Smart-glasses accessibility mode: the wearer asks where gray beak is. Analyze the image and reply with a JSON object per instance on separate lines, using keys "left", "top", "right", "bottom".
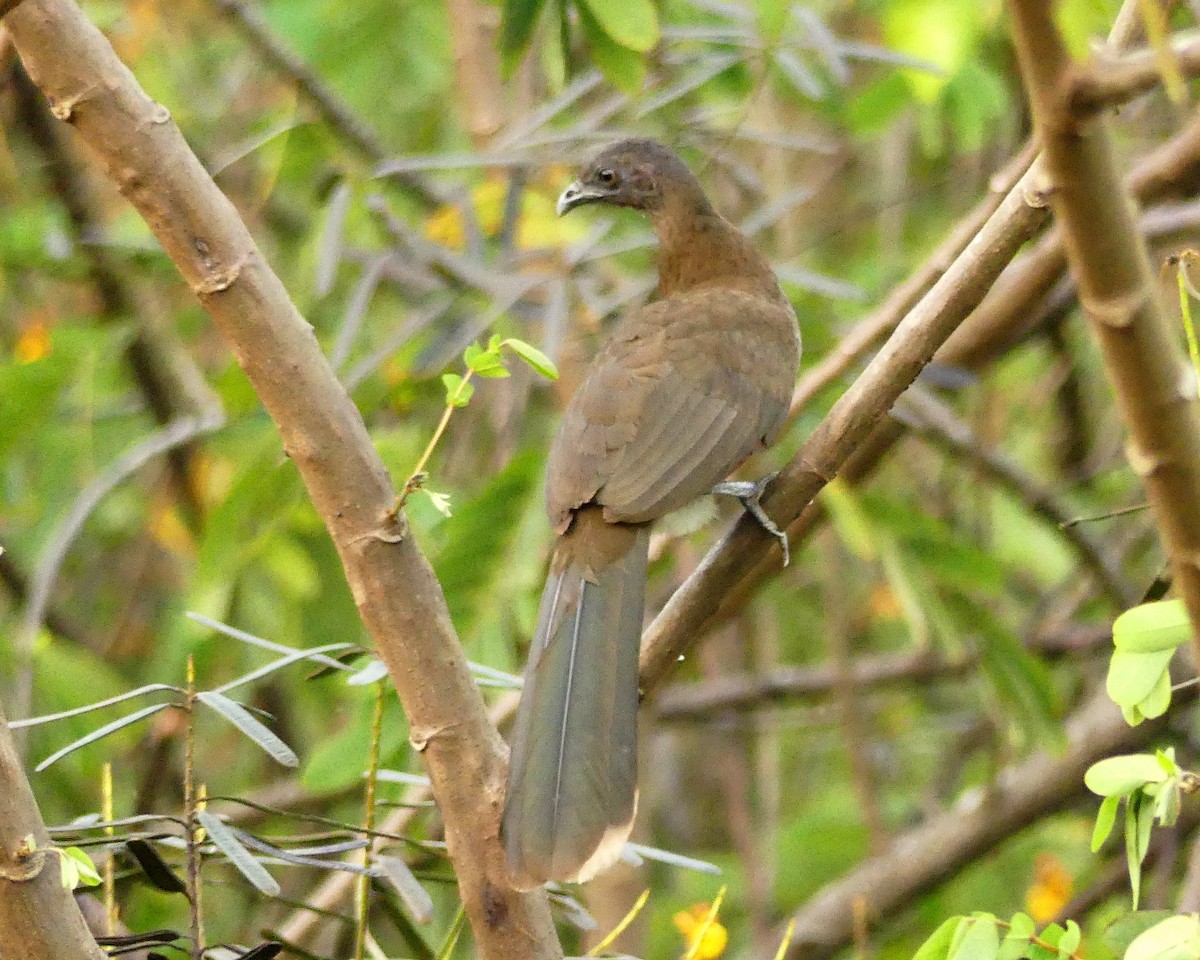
{"left": 556, "top": 180, "right": 606, "bottom": 216}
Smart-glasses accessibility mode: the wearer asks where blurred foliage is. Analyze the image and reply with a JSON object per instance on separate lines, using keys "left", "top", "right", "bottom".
{"left": 5, "top": 0, "right": 1199, "bottom": 956}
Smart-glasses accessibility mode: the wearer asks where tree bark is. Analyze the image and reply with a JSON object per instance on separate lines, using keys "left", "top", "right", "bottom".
{"left": 3, "top": 1, "right": 559, "bottom": 956}
{"left": 0, "top": 700, "right": 106, "bottom": 960}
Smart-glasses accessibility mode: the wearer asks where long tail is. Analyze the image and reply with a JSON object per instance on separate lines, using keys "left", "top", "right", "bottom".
{"left": 502, "top": 506, "right": 649, "bottom": 889}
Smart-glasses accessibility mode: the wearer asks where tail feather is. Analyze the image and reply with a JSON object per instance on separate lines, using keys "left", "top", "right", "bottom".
{"left": 502, "top": 508, "right": 648, "bottom": 888}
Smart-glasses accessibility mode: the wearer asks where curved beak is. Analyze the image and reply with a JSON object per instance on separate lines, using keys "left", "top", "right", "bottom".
{"left": 556, "top": 180, "right": 607, "bottom": 216}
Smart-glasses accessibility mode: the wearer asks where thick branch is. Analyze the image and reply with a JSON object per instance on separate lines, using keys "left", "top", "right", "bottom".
{"left": 773, "top": 691, "right": 1186, "bottom": 960}
{"left": 0, "top": 700, "right": 105, "bottom": 960}
{"left": 1008, "top": 0, "right": 1200, "bottom": 659}
{"left": 658, "top": 106, "right": 1200, "bottom": 669}
{"left": 4, "top": 2, "right": 557, "bottom": 956}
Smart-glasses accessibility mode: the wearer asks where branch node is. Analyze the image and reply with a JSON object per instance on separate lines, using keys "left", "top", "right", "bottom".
{"left": 1125, "top": 437, "right": 1167, "bottom": 479}
{"left": 1022, "top": 168, "right": 1056, "bottom": 209}
{"left": 193, "top": 251, "right": 251, "bottom": 296}
{"left": 48, "top": 84, "right": 98, "bottom": 121}
{"left": 0, "top": 840, "right": 46, "bottom": 883}
{"left": 409, "top": 722, "right": 457, "bottom": 752}
{"left": 1080, "top": 287, "right": 1147, "bottom": 329}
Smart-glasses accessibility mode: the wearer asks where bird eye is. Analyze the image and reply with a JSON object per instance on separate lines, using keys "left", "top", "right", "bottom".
{"left": 596, "top": 168, "right": 618, "bottom": 187}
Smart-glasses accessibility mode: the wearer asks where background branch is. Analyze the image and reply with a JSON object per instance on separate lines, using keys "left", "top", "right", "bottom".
{"left": 1008, "top": 0, "right": 1200, "bottom": 659}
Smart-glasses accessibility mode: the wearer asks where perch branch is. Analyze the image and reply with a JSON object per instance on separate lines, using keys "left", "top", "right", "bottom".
{"left": 4, "top": 2, "right": 558, "bottom": 956}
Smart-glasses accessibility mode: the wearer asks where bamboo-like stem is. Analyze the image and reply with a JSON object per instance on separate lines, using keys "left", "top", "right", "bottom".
{"left": 183, "top": 657, "right": 203, "bottom": 960}
{"left": 1007, "top": 0, "right": 1200, "bottom": 664}
{"left": 353, "top": 682, "right": 386, "bottom": 960}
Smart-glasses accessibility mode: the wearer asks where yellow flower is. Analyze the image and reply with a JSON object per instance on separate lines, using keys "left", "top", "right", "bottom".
{"left": 15, "top": 319, "right": 50, "bottom": 363}
{"left": 423, "top": 176, "right": 585, "bottom": 251}
{"left": 1025, "top": 853, "right": 1073, "bottom": 924}
{"left": 674, "top": 903, "right": 728, "bottom": 960}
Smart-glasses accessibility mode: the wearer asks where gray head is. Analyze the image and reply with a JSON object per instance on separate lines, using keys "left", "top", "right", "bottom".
{"left": 556, "top": 138, "right": 706, "bottom": 217}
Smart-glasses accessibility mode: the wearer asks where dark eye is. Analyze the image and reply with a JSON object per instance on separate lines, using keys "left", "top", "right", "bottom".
{"left": 596, "top": 168, "right": 618, "bottom": 187}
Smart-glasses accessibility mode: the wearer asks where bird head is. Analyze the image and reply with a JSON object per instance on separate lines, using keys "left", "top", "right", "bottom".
{"left": 556, "top": 138, "right": 699, "bottom": 217}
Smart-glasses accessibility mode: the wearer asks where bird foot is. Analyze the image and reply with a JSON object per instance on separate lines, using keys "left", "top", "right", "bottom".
{"left": 711, "top": 474, "right": 790, "bottom": 566}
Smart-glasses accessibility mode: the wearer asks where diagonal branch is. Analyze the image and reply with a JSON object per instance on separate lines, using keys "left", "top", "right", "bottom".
{"left": 770, "top": 690, "right": 1191, "bottom": 960}
{"left": 1007, "top": 0, "right": 1200, "bottom": 661}
{"left": 0, "top": 700, "right": 106, "bottom": 960}
{"left": 3, "top": 1, "right": 558, "bottom": 957}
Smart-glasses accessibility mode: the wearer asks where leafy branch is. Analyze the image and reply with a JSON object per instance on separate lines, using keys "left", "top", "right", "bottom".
{"left": 396, "top": 335, "right": 558, "bottom": 516}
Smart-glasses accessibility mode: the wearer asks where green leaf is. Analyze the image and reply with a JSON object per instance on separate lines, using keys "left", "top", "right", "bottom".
{"left": 577, "top": 0, "right": 659, "bottom": 52}
{"left": 1156, "top": 748, "right": 1178, "bottom": 775}
{"left": 441, "top": 373, "right": 475, "bottom": 407}
{"left": 1127, "top": 915, "right": 1200, "bottom": 960}
{"left": 1058, "top": 920, "right": 1081, "bottom": 957}
{"left": 757, "top": 0, "right": 789, "bottom": 42}
{"left": 1086, "top": 755, "right": 1170, "bottom": 797}
{"left": 499, "top": 0, "right": 550, "bottom": 77}
{"left": 59, "top": 851, "right": 80, "bottom": 890}
{"left": 917, "top": 917, "right": 967, "bottom": 960}
{"left": 62, "top": 847, "right": 101, "bottom": 888}
{"left": 1114, "top": 600, "right": 1192, "bottom": 653}
{"left": 578, "top": 2, "right": 645, "bottom": 93}
{"left": 1126, "top": 792, "right": 1151, "bottom": 908}
{"left": 1138, "top": 666, "right": 1173, "bottom": 720}
{"left": 1092, "top": 794, "right": 1121, "bottom": 851}
{"left": 949, "top": 916, "right": 1000, "bottom": 960}
{"left": 1152, "top": 780, "right": 1182, "bottom": 828}
{"left": 1107, "top": 648, "right": 1174, "bottom": 711}
{"left": 503, "top": 338, "right": 559, "bottom": 380}
{"left": 464, "top": 343, "right": 506, "bottom": 376}
{"left": 1105, "top": 912, "right": 1177, "bottom": 958}
{"left": 1008, "top": 914, "right": 1036, "bottom": 940}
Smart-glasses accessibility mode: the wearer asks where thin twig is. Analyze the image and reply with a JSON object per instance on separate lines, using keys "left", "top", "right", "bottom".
{"left": 897, "top": 386, "right": 1139, "bottom": 608}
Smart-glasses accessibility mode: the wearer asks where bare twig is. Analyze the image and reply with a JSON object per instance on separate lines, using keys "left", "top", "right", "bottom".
{"left": 204, "top": 0, "right": 441, "bottom": 206}
{"left": 1008, "top": 0, "right": 1200, "bottom": 660}
{"left": 5, "top": 3, "right": 558, "bottom": 954}
{"left": 897, "top": 386, "right": 1139, "bottom": 608}
{"left": 1071, "top": 33, "right": 1200, "bottom": 114}
{"left": 0, "top": 700, "right": 107, "bottom": 960}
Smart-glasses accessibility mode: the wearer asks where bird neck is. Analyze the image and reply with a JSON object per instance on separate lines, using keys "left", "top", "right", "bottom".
{"left": 650, "top": 191, "right": 783, "bottom": 301}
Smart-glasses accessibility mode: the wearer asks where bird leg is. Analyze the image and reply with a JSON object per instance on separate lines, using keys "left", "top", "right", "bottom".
{"left": 710, "top": 474, "right": 790, "bottom": 566}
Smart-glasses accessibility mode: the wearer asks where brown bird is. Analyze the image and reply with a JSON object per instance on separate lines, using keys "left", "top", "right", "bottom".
{"left": 501, "top": 138, "right": 801, "bottom": 888}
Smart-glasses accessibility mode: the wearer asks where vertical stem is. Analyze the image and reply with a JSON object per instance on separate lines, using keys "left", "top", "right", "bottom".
{"left": 354, "top": 681, "right": 386, "bottom": 960}
{"left": 182, "top": 655, "right": 203, "bottom": 960}
{"left": 101, "top": 762, "right": 115, "bottom": 936}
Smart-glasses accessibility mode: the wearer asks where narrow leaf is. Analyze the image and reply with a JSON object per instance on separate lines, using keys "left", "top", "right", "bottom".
{"left": 36, "top": 703, "right": 171, "bottom": 772}
{"left": 503, "top": 338, "right": 559, "bottom": 379}
{"left": 196, "top": 811, "right": 280, "bottom": 896}
{"left": 196, "top": 692, "right": 299, "bottom": 767}
{"left": 125, "top": 839, "right": 188, "bottom": 894}
{"left": 374, "top": 853, "right": 435, "bottom": 923}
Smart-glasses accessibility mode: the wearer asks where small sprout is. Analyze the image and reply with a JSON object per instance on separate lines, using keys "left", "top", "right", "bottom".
{"left": 441, "top": 373, "right": 474, "bottom": 407}
{"left": 60, "top": 847, "right": 101, "bottom": 890}
{"left": 425, "top": 489, "right": 453, "bottom": 517}
{"left": 502, "top": 337, "right": 559, "bottom": 380}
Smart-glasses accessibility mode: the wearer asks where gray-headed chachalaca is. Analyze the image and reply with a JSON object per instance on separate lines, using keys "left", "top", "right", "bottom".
{"left": 502, "top": 138, "right": 801, "bottom": 888}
